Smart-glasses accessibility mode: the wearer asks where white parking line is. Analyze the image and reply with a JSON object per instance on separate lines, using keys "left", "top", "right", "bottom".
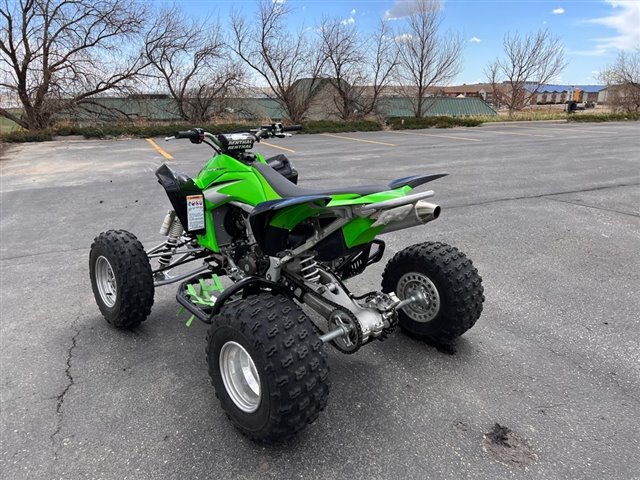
{"left": 320, "top": 133, "right": 397, "bottom": 147}
{"left": 391, "top": 130, "right": 482, "bottom": 142}
{"left": 479, "top": 129, "right": 555, "bottom": 138}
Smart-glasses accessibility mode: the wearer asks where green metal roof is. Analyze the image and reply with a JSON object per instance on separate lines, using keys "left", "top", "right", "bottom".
{"left": 381, "top": 97, "right": 496, "bottom": 117}
{"left": 63, "top": 94, "right": 494, "bottom": 123}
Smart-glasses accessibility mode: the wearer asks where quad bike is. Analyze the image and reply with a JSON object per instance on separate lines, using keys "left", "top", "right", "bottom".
{"left": 89, "top": 123, "right": 484, "bottom": 441}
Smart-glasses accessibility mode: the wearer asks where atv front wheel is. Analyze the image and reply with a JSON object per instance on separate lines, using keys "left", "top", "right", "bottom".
{"left": 89, "top": 230, "right": 154, "bottom": 328}
{"left": 381, "top": 241, "right": 484, "bottom": 344}
{"left": 207, "top": 293, "right": 330, "bottom": 442}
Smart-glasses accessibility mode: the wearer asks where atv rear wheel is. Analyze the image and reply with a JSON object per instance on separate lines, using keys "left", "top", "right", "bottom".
{"left": 89, "top": 230, "right": 154, "bottom": 329}
{"left": 207, "top": 293, "right": 330, "bottom": 442}
{"left": 382, "top": 241, "right": 484, "bottom": 344}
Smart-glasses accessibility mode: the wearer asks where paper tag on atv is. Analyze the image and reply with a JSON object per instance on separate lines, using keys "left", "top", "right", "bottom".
{"left": 186, "top": 195, "right": 205, "bottom": 231}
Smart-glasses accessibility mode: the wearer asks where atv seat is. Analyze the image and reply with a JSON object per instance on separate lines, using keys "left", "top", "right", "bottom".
{"left": 253, "top": 162, "right": 447, "bottom": 199}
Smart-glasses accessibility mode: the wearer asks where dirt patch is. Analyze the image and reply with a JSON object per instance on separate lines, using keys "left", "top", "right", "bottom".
{"left": 482, "top": 423, "right": 537, "bottom": 468}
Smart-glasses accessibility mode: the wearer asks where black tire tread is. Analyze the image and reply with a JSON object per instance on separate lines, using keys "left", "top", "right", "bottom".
{"left": 381, "top": 241, "right": 484, "bottom": 343}
{"left": 206, "top": 294, "right": 330, "bottom": 442}
{"left": 90, "top": 229, "right": 154, "bottom": 328}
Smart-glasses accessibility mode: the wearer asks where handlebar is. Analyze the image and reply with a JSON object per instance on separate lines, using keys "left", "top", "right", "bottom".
{"left": 165, "top": 123, "right": 301, "bottom": 151}
{"left": 175, "top": 130, "right": 201, "bottom": 140}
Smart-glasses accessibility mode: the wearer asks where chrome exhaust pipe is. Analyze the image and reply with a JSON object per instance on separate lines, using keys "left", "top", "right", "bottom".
{"left": 376, "top": 201, "right": 441, "bottom": 234}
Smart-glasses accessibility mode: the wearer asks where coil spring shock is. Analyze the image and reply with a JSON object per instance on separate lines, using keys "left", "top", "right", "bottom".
{"left": 158, "top": 214, "right": 184, "bottom": 268}
{"left": 300, "top": 256, "right": 321, "bottom": 283}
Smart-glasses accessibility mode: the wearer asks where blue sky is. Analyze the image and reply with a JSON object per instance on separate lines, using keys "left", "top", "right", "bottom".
{"left": 185, "top": 0, "right": 640, "bottom": 85}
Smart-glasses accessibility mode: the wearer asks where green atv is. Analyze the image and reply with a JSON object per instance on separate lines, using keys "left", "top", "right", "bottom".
{"left": 89, "top": 123, "right": 484, "bottom": 441}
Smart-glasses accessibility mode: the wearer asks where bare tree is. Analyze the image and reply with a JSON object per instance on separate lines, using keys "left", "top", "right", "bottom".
{"left": 319, "top": 18, "right": 366, "bottom": 120}
{"left": 0, "top": 0, "right": 150, "bottom": 130}
{"left": 486, "top": 29, "right": 566, "bottom": 115}
{"left": 367, "top": 20, "right": 400, "bottom": 116}
{"left": 230, "top": 0, "right": 324, "bottom": 123}
{"left": 145, "top": 8, "right": 244, "bottom": 123}
{"left": 319, "top": 18, "right": 398, "bottom": 120}
{"left": 599, "top": 50, "right": 640, "bottom": 112}
{"left": 394, "top": 0, "right": 463, "bottom": 117}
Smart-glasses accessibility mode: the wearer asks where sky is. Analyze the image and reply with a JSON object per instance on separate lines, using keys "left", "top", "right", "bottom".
{"left": 184, "top": 0, "right": 640, "bottom": 85}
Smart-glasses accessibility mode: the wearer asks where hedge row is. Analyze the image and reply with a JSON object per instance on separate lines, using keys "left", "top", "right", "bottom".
{"left": 0, "top": 129, "right": 55, "bottom": 142}
{"left": 568, "top": 112, "right": 640, "bottom": 122}
{"left": 0, "top": 120, "right": 383, "bottom": 142}
{"left": 302, "top": 120, "right": 382, "bottom": 133}
{"left": 3, "top": 113, "right": 638, "bottom": 143}
{"left": 56, "top": 122, "right": 254, "bottom": 139}
{"left": 387, "top": 116, "right": 483, "bottom": 129}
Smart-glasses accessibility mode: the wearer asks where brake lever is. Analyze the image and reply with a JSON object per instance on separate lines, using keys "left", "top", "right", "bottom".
{"left": 164, "top": 136, "right": 175, "bottom": 142}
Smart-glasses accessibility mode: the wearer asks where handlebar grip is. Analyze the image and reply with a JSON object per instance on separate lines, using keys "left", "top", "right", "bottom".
{"left": 282, "top": 125, "right": 303, "bottom": 132}
{"left": 175, "top": 130, "right": 199, "bottom": 140}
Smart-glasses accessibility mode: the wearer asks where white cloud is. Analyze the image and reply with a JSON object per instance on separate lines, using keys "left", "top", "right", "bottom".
{"left": 552, "top": 7, "right": 565, "bottom": 14}
{"left": 395, "top": 33, "right": 413, "bottom": 43}
{"left": 351, "top": 9, "right": 356, "bottom": 15}
{"left": 272, "top": 0, "right": 286, "bottom": 3}
{"left": 586, "top": 0, "right": 640, "bottom": 51}
{"left": 340, "top": 17, "right": 355, "bottom": 25}
{"left": 469, "top": 36, "right": 481, "bottom": 43}
{"left": 384, "top": 0, "right": 421, "bottom": 20}
{"left": 567, "top": 48, "right": 608, "bottom": 57}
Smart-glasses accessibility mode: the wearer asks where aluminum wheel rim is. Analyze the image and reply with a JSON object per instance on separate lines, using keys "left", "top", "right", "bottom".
{"left": 397, "top": 272, "right": 440, "bottom": 323}
{"left": 95, "top": 256, "right": 117, "bottom": 308}
{"left": 219, "top": 341, "right": 261, "bottom": 413}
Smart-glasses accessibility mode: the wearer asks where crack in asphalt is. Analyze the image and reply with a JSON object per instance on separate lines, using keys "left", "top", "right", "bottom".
{"left": 50, "top": 323, "right": 81, "bottom": 460}
{"left": 544, "top": 197, "right": 640, "bottom": 218}
{"left": 447, "top": 181, "right": 640, "bottom": 210}
{"left": 0, "top": 246, "right": 87, "bottom": 262}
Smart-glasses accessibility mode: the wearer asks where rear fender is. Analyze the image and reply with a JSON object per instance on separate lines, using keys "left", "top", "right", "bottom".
{"left": 249, "top": 195, "right": 330, "bottom": 256}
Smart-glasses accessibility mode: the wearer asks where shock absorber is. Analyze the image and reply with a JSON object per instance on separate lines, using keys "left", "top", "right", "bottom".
{"left": 158, "top": 211, "right": 184, "bottom": 269}
{"left": 300, "top": 256, "right": 321, "bottom": 283}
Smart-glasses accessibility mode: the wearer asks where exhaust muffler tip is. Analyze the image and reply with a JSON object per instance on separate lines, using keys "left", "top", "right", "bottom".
{"left": 415, "top": 201, "right": 441, "bottom": 222}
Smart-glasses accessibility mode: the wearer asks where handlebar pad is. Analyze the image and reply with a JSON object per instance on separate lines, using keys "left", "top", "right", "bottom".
{"left": 282, "top": 125, "right": 303, "bottom": 132}
{"left": 175, "top": 130, "right": 200, "bottom": 140}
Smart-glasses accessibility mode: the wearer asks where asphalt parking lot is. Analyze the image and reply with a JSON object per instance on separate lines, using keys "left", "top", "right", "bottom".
{"left": 1, "top": 121, "right": 639, "bottom": 479}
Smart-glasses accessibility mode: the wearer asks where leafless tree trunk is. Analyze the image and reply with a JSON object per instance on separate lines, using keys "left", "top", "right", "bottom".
{"left": 485, "top": 29, "right": 566, "bottom": 115}
{"left": 230, "top": 0, "right": 324, "bottom": 123}
{"left": 0, "top": 0, "right": 149, "bottom": 130}
{"left": 599, "top": 50, "right": 640, "bottom": 113}
{"left": 145, "top": 8, "right": 244, "bottom": 123}
{"left": 319, "top": 18, "right": 398, "bottom": 120}
{"left": 394, "top": 0, "right": 463, "bottom": 118}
